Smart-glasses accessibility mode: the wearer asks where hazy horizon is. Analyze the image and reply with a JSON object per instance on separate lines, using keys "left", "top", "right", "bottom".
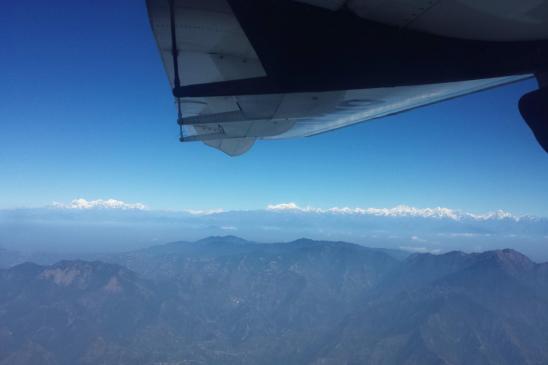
{"left": 2, "top": 198, "right": 547, "bottom": 261}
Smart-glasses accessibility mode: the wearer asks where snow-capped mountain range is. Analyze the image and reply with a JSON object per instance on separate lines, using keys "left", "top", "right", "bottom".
{"left": 265, "top": 202, "right": 520, "bottom": 221}
{"left": 48, "top": 198, "right": 529, "bottom": 222}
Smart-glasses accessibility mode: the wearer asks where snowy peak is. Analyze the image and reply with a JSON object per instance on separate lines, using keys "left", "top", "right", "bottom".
{"left": 265, "top": 203, "right": 520, "bottom": 221}
{"left": 52, "top": 198, "right": 146, "bottom": 210}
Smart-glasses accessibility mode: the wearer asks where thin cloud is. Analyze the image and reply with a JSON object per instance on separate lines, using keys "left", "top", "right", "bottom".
{"left": 399, "top": 246, "right": 442, "bottom": 254}
{"left": 184, "top": 208, "right": 225, "bottom": 216}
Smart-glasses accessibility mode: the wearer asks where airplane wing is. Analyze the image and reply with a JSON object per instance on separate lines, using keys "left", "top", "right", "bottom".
{"left": 146, "top": 0, "right": 542, "bottom": 156}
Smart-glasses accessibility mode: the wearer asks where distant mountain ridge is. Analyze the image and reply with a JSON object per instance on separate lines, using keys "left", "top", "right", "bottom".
{"left": 1, "top": 236, "right": 548, "bottom": 364}
{"left": 3, "top": 205, "right": 548, "bottom": 260}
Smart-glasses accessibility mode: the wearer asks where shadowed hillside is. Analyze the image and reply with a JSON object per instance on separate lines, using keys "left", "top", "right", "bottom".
{"left": 1, "top": 237, "right": 547, "bottom": 365}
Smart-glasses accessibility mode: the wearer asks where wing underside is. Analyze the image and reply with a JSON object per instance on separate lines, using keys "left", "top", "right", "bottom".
{"left": 146, "top": 0, "right": 531, "bottom": 155}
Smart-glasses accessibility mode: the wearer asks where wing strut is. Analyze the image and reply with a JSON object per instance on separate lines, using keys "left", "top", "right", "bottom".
{"left": 168, "top": 0, "right": 185, "bottom": 141}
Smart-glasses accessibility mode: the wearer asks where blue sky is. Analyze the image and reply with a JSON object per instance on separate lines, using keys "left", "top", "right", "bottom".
{"left": 2, "top": 0, "right": 548, "bottom": 216}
